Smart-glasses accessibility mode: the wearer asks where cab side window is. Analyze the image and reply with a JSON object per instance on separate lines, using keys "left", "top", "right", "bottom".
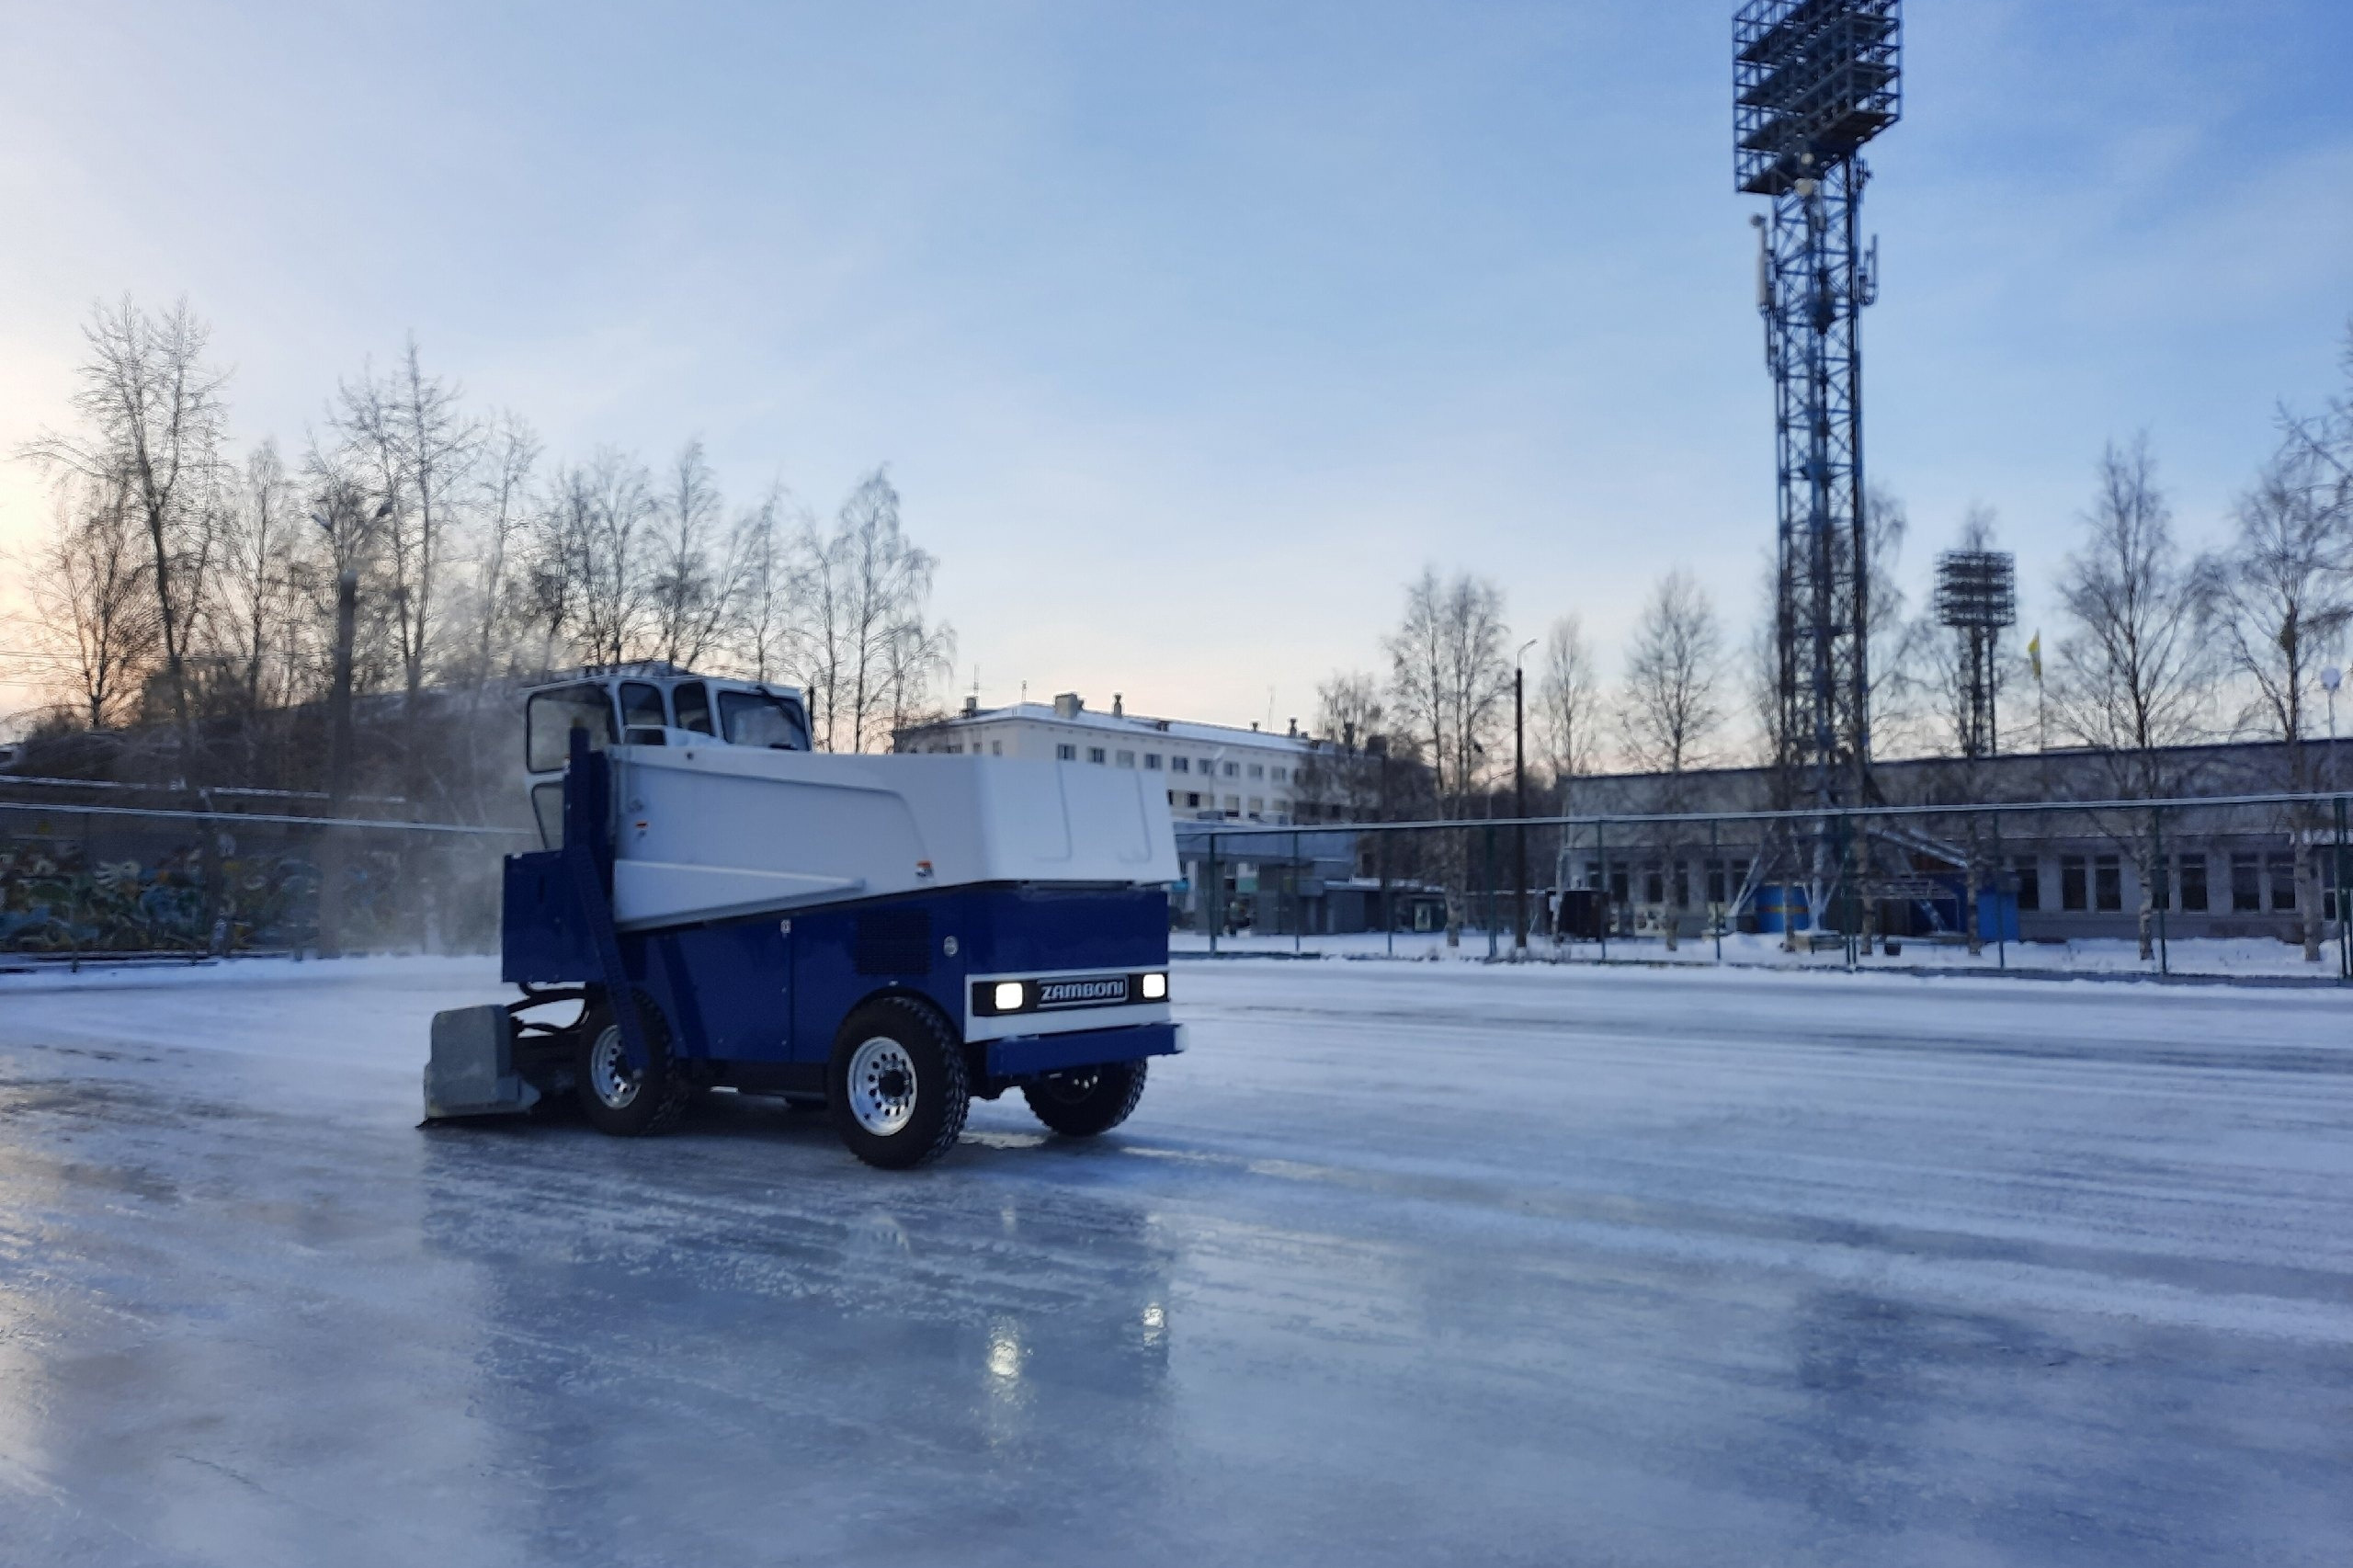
{"left": 620, "top": 682, "right": 667, "bottom": 734}
{"left": 674, "top": 681, "right": 714, "bottom": 735}
{"left": 525, "top": 684, "right": 616, "bottom": 773}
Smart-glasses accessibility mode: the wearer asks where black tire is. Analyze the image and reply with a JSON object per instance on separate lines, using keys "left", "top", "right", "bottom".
{"left": 827, "top": 996, "right": 970, "bottom": 1170}
{"left": 1021, "top": 1058, "right": 1148, "bottom": 1138}
{"left": 574, "top": 993, "right": 695, "bottom": 1137}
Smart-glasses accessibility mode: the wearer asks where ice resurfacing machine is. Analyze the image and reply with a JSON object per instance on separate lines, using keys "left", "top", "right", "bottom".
{"left": 425, "top": 667, "right": 1183, "bottom": 1167}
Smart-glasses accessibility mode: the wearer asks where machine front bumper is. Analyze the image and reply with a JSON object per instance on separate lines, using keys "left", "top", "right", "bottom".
{"left": 983, "top": 1021, "right": 1186, "bottom": 1080}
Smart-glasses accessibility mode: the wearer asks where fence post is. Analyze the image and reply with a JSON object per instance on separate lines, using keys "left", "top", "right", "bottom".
{"left": 1711, "top": 816, "right": 1722, "bottom": 964}
{"left": 1483, "top": 822, "right": 1498, "bottom": 961}
{"left": 1991, "top": 809, "right": 2006, "bottom": 971}
{"left": 1207, "top": 834, "right": 1219, "bottom": 959}
{"left": 1381, "top": 826, "right": 1393, "bottom": 959}
{"left": 2152, "top": 805, "right": 2170, "bottom": 977}
{"left": 1842, "top": 814, "right": 1857, "bottom": 972}
{"left": 1293, "top": 828, "right": 1302, "bottom": 958}
{"left": 2325, "top": 795, "right": 2343, "bottom": 979}
{"left": 1597, "top": 820, "right": 1609, "bottom": 963}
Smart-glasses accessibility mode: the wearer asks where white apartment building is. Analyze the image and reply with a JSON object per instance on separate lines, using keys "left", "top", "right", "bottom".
{"left": 894, "top": 692, "right": 1326, "bottom": 824}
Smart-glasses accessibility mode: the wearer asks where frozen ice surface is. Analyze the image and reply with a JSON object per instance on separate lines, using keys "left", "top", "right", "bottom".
{"left": 1, "top": 956, "right": 2348, "bottom": 1566}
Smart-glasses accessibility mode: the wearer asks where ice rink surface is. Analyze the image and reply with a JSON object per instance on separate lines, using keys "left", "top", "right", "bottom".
{"left": 1, "top": 956, "right": 2348, "bottom": 1567}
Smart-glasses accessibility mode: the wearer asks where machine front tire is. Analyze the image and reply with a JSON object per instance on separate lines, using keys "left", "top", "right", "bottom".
{"left": 575, "top": 994, "right": 695, "bottom": 1137}
{"left": 827, "top": 997, "right": 969, "bottom": 1170}
{"left": 1021, "top": 1059, "right": 1148, "bottom": 1138}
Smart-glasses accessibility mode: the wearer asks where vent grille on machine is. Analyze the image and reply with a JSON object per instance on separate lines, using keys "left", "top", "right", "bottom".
{"left": 853, "top": 909, "right": 932, "bottom": 976}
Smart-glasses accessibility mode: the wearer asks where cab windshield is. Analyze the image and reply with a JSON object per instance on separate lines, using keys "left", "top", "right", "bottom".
{"left": 719, "top": 690, "right": 812, "bottom": 750}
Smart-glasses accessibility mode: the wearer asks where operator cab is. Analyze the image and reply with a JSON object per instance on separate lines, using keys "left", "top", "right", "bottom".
{"left": 523, "top": 663, "right": 813, "bottom": 847}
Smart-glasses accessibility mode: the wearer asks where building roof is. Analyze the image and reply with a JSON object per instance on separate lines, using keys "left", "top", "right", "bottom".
{"left": 904, "top": 700, "right": 1321, "bottom": 754}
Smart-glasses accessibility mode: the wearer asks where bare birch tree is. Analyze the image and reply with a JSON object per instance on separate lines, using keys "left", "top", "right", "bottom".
{"left": 1534, "top": 613, "right": 1602, "bottom": 801}
{"left": 2051, "top": 435, "right": 2217, "bottom": 959}
{"left": 731, "top": 483, "right": 807, "bottom": 685}
{"left": 19, "top": 473, "right": 157, "bottom": 731}
{"left": 791, "top": 469, "right": 951, "bottom": 752}
{"left": 1618, "top": 570, "right": 1724, "bottom": 949}
{"left": 333, "top": 337, "right": 479, "bottom": 718}
{"left": 2210, "top": 436, "right": 2353, "bottom": 960}
{"left": 21, "top": 296, "right": 232, "bottom": 777}
{"left": 647, "top": 439, "right": 728, "bottom": 669}
{"left": 216, "top": 439, "right": 304, "bottom": 769}
{"left": 532, "top": 449, "right": 657, "bottom": 668}
{"left": 467, "top": 411, "right": 540, "bottom": 687}
{"left": 1384, "top": 567, "right": 1510, "bottom": 942}
{"left": 1300, "top": 670, "right": 1391, "bottom": 822}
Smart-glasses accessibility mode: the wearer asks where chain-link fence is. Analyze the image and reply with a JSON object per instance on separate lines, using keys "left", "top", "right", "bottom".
{"left": 0, "top": 799, "right": 530, "bottom": 965}
{"left": 15, "top": 784, "right": 2352, "bottom": 983}
{"left": 1170, "top": 792, "right": 2353, "bottom": 982}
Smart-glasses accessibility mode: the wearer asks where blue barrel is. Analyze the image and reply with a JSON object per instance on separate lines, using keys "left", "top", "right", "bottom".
{"left": 1756, "top": 884, "right": 1811, "bottom": 934}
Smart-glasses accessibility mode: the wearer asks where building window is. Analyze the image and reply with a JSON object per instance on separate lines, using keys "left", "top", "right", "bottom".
{"left": 1145, "top": 754, "right": 1162, "bottom": 769}
{"left": 1056, "top": 744, "right": 1075, "bottom": 761}
{"left": 1187, "top": 792, "right": 1201, "bottom": 808}
{"left": 1705, "top": 860, "right": 1727, "bottom": 904}
{"left": 1116, "top": 750, "right": 1135, "bottom": 767}
{"left": 1171, "top": 756, "right": 1189, "bottom": 774}
{"left": 1088, "top": 746, "right": 1107, "bottom": 765}
{"left": 2179, "top": 856, "right": 2208, "bottom": 912}
{"left": 1222, "top": 795, "right": 1240, "bottom": 813}
{"left": 1166, "top": 790, "right": 1177, "bottom": 805}
{"left": 2015, "top": 858, "right": 2040, "bottom": 911}
{"left": 1219, "top": 761, "right": 1235, "bottom": 778}
{"left": 1272, "top": 767, "right": 1288, "bottom": 783}
{"left": 1247, "top": 764, "right": 1264, "bottom": 779}
{"left": 2268, "top": 852, "right": 2296, "bottom": 910}
{"left": 1246, "top": 797, "right": 1263, "bottom": 815}
{"left": 1643, "top": 863, "right": 1663, "bottom": 904}
{"left": 2094, "top": 855, "right": 2121, "bottom": 913}
{"left": 2232, "top": 853, "right": 2260, "bottom": 912}
{"left": 1608, "top": 866, "right": 1630, "bottom": 903}
{"left": 2060, "top": 856, "right": 2087, "bottom": 912}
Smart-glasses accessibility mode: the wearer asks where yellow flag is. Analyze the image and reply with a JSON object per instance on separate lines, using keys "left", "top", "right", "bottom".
{"left": 2028, "top": 631, "right": 2042, "bottom": 682}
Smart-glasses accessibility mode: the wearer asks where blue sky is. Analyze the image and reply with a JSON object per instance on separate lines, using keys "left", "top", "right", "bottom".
{"left": 3, "top": 0, "right": 2348, "bottom": 736}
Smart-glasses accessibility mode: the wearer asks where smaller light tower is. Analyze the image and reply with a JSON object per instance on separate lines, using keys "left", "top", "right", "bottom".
{"left": 1935, "top": 550, "right": 2017, "bottom": 758}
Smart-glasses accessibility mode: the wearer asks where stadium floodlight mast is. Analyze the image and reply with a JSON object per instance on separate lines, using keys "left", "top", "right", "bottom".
{"left": 1935, "top": 549, "right": 2018, "bottom": 759}
{"left": 1736, "top": 0, "right": 1902, "bottom": 923}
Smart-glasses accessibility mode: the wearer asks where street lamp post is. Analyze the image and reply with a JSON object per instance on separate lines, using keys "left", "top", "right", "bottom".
{"left": 1514, "top": 638, "right": 1537, "bottom": 952}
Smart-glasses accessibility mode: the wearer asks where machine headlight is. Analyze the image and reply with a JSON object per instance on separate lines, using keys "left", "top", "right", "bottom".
{"left": 992, "top": 981, "right": 1027, "bottom": 1012}
{"left": 1140, "top": 971, "right": 1167, "bottom": 1001}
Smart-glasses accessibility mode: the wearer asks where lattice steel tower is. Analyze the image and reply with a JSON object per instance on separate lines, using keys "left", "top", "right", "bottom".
{"left": 1736, "top": 0, "right": 1901, "bottom": 818}
{"left": 1935, "top": 549, "right": 2016, "bottom": 759}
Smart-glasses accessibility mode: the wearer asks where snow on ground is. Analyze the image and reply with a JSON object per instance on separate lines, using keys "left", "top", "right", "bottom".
{"left": 1177, "top": 926, "right": 2350, "bottom": 979}
{"left": 1, "top": 957, "right": 2348, "bottom": 1566}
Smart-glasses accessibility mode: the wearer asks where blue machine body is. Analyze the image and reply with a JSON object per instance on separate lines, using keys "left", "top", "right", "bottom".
{"left": 502, "top": 735, "right": 1180, "bottom": 1088}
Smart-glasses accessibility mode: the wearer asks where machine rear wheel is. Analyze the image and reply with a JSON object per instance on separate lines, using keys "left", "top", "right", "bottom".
{"left": 1021, "top": 1059, "right": 1147, "bottom": 1138}
{"left": 575, "top": 994, "right": 694, "bottom": 1137}
{"left": 827, "top": 998, "right": 969, "bottom": 1169}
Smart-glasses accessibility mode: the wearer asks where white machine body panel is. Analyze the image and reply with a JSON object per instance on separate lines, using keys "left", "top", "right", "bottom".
{"left": 605, "top": 744, "right": 1179, "bottom": 931}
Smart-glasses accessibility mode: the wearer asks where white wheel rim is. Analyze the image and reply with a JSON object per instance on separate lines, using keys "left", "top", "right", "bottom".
{"left": 847, "top": 1037, "right": 918, "bottom": 1136}
{"left": 590, "top": 1025, "right": 641, "bottom": 1109}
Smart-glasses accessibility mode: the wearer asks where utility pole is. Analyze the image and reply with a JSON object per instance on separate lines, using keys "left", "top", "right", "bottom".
{"left": 1515, "top": 639, "right": 1536, "bottom": 950}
